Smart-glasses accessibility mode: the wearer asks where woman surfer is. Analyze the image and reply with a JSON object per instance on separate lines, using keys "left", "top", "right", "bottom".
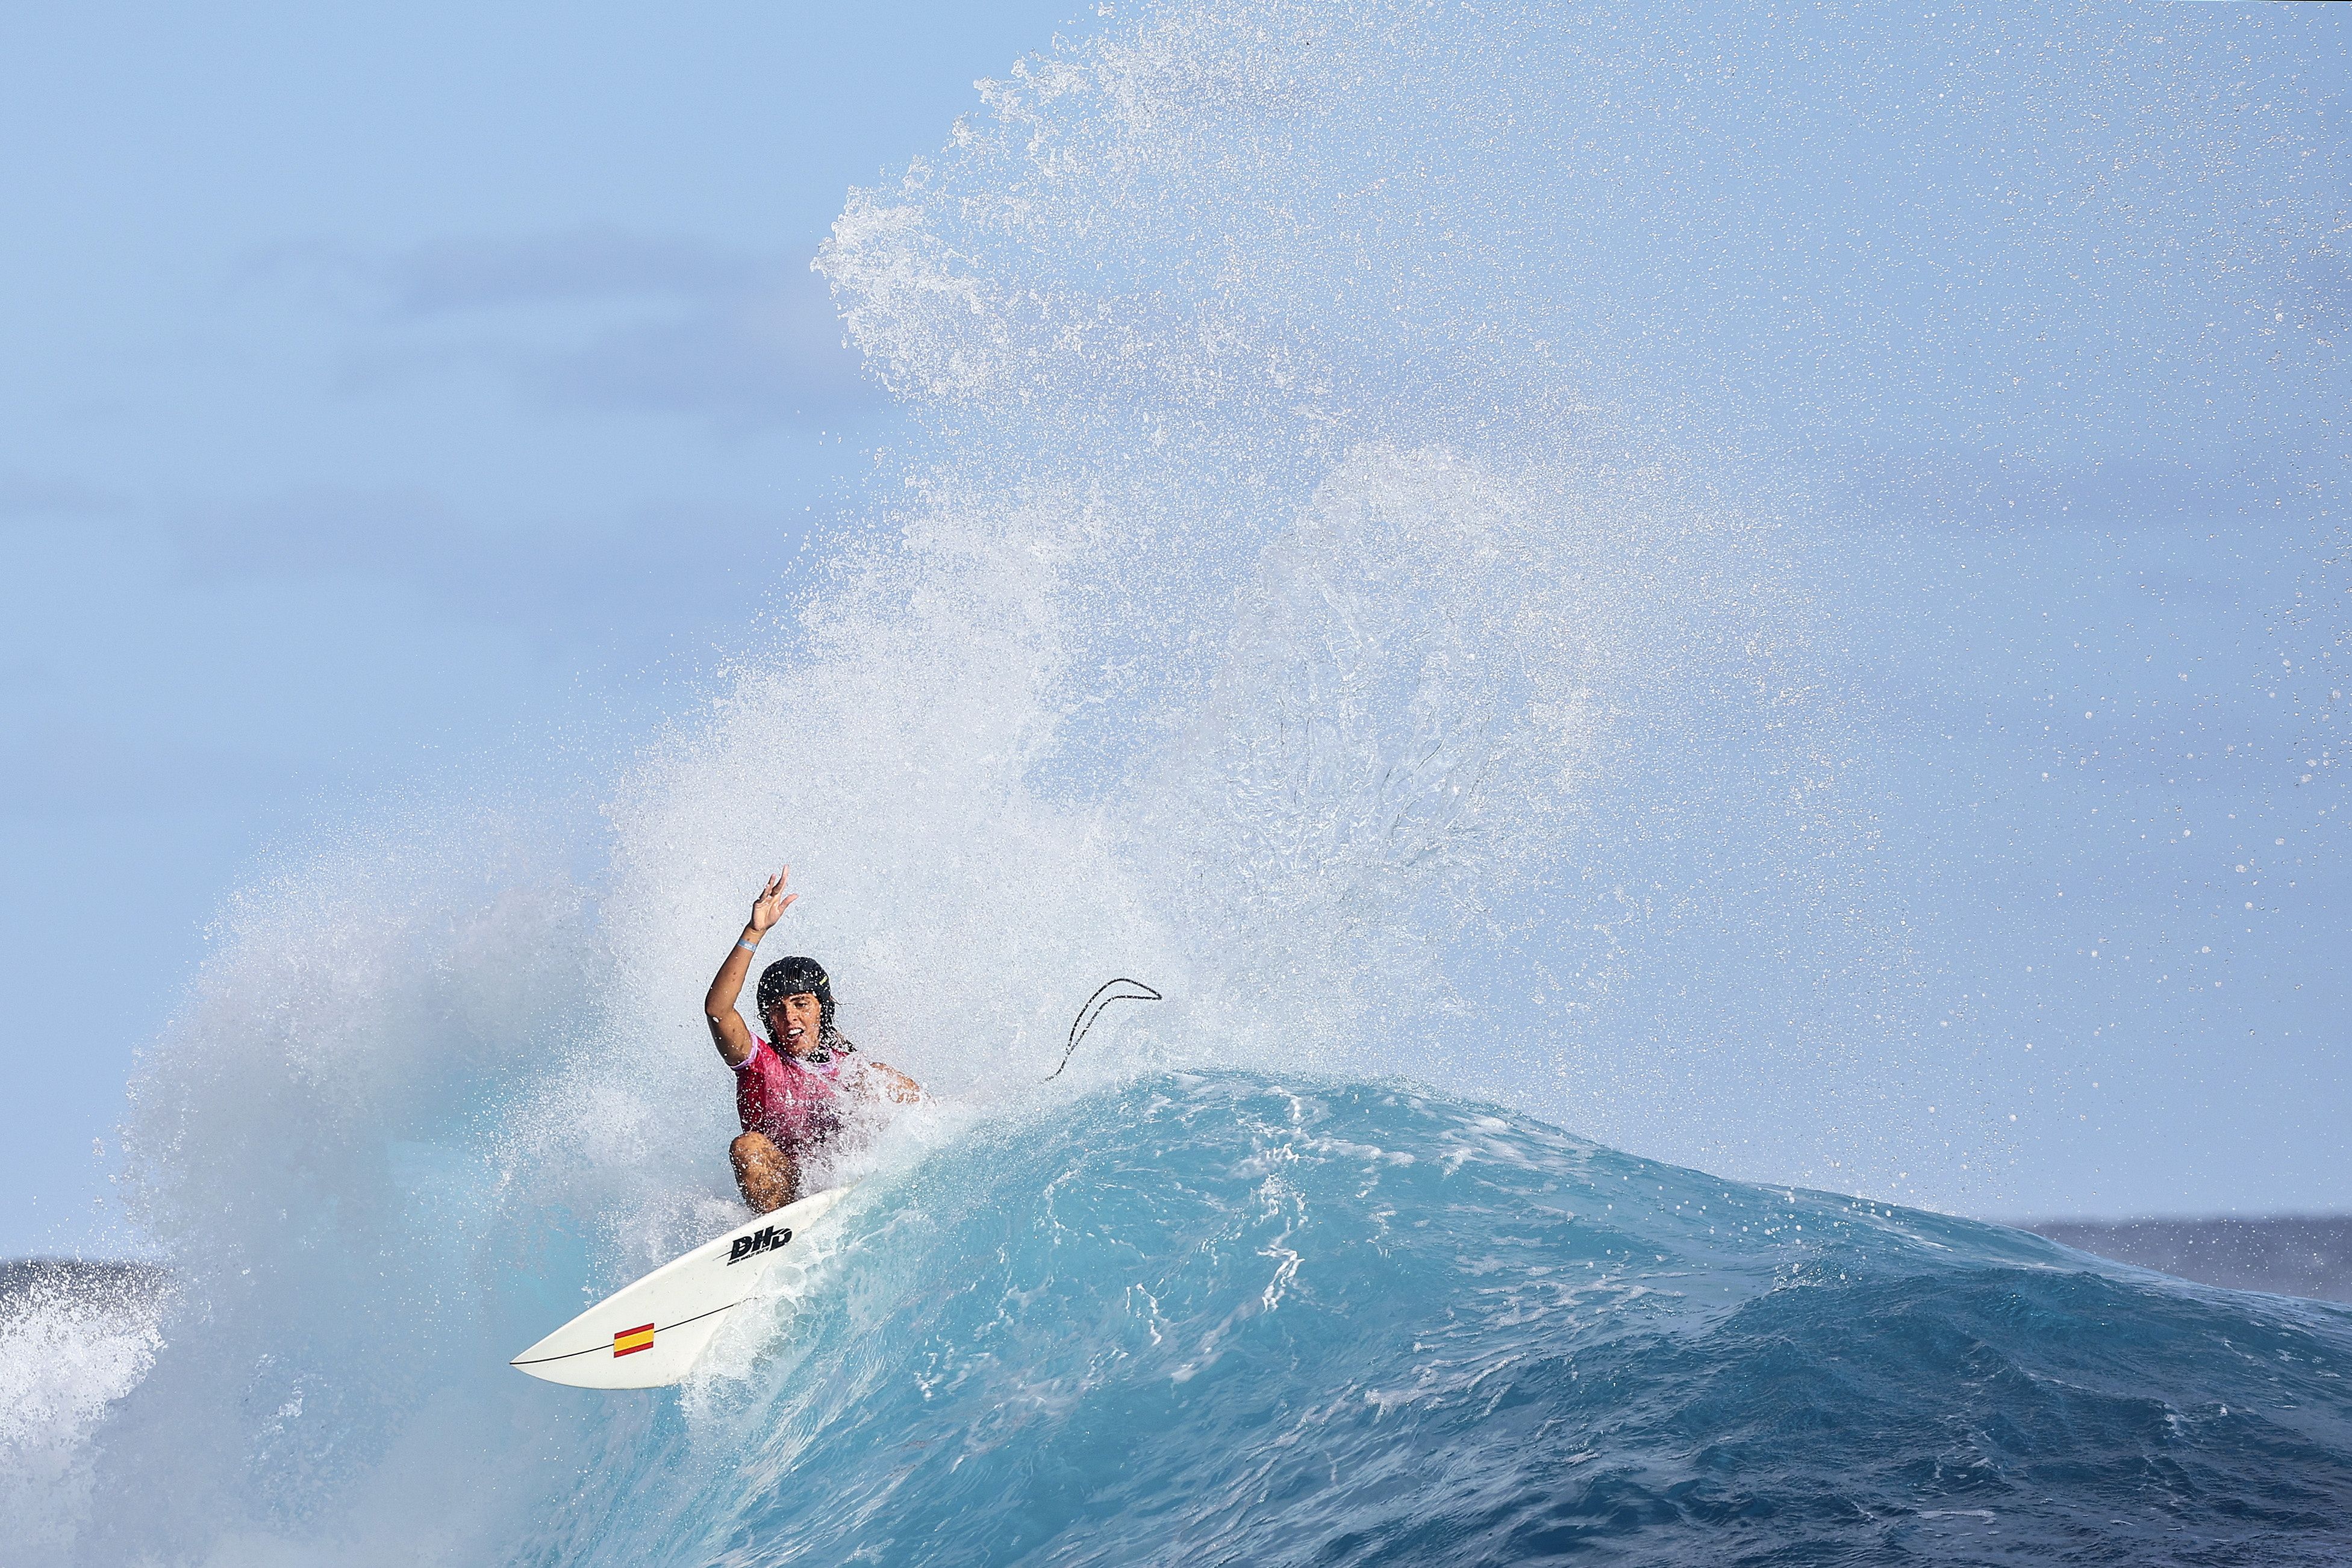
{"left": 703, "top": 867, "right": 921, "bottom": 1212}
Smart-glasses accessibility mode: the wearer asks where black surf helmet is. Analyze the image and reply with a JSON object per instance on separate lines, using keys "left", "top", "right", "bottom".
{"left": 756, "top": 956, "right": 834, "bottom": 1034}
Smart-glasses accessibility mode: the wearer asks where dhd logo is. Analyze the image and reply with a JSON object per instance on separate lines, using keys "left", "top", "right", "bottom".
{"left": 728, "top": 1224, "right": 793, "bottom": 1265}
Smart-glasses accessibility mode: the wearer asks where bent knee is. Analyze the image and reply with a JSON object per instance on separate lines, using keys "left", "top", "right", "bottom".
{"left": 731, "top": 1131, "right": 778, "bottom": 1163}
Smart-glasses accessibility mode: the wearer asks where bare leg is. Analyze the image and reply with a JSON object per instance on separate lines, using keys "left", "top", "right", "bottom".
{"left": 730, "top": 1131, "right": 801, "bottom": 1213}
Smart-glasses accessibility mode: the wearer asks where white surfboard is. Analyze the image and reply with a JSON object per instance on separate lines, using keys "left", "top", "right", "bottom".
{"left": 510, "top": 1184, "right": 854, "bottom": 1389}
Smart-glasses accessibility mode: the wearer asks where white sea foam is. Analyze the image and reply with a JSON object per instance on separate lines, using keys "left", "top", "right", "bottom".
{"left": 0, "top": 1265, "right": 169, "bottom": 1556}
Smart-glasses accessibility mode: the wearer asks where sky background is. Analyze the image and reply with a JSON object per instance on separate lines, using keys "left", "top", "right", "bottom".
{"left": 2, "top": 3, "right": 2345, "bottom": 1257}
{"left": 0, "top": 2, "right": 1100, "bottom": 1256}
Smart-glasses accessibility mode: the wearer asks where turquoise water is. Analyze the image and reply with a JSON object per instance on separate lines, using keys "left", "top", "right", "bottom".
{"left": 533, "top": 1075, "right": 2352, "bottom": 1566}
{"left": 31, "top": 1073, "right": 2352, "bottom": 1564}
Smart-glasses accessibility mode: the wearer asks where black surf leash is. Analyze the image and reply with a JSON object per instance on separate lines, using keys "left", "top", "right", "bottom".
{"left": 1046, "top": 978, "right": 1163, "bottom": 1081}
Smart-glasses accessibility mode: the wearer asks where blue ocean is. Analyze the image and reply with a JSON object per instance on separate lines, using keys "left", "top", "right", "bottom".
{"left": 33, "top": 1075, "right": 2352, "bottom": 1565}
{"left": 9, "top": 1, "right": 2345, "bottom": 1562}
{"left": 547, "top": 1075, "right": 2352, "bottom": 1567}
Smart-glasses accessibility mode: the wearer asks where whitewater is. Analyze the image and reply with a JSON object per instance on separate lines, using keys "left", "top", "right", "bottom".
{"left": 11, "top": 1, "right": 2350, "bottom": 1563}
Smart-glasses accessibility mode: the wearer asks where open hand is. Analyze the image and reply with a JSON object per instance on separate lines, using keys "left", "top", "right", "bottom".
{"left": 749, "top": 866, "right": 796, "bottom": 932}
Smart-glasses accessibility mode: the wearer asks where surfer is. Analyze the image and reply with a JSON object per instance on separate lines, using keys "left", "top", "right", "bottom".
{"left": 704, "top": 867, "right": 920, "bottom": 1213}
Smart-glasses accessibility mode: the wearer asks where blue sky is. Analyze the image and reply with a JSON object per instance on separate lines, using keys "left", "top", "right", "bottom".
{"left": 0, "top": 2, "right": 1096, "bottom": 1255}
{"left": 2, "top": 3, "right": 2344, "bottom": 1257}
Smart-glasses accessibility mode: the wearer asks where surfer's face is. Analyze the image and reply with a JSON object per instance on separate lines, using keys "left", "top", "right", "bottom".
{"left": 764, "top": 992, "right": 823, "bottom": 1056}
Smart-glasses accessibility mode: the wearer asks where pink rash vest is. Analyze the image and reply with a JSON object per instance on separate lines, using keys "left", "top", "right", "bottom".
{"left": 733, "top": 1037, "right": 847, "bottom": 1150}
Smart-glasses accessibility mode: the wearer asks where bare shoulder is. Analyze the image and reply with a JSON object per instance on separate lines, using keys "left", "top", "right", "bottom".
{"left": 847, "top": 1056, "right": 923, "bottom": 1104}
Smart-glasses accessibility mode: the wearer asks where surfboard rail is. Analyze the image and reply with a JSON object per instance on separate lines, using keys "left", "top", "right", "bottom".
{"left": 510, "top": 1184, "right": 853, "bottom": 1389}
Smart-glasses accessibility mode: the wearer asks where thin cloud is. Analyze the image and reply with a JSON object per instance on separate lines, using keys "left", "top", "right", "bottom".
{"left": 167, "top": 484, "right": 820, "bottom": 647}
{"left": 252, "top": 229, "right": 889, "bottom": 433}
{"left": 378, "top": 228, "right": 764, "bottom": 318}
{"left": 505, "top": 285, "right": 878, "bottom": 431}
{"left": 0, "top": 713, "right": 325, "bottom": 818}
{"left": 0, "top": 474, "right": 124, "bottom": 523}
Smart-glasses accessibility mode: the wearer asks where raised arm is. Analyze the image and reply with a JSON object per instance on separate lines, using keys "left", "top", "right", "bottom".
{"left": 704, "top": 867, "right": 794, "bottom": 1068}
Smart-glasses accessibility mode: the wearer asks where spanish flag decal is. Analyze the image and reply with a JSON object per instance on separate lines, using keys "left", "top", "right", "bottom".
{"left": 613, "top": 1322, "right": 657, "bottom": 1358}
